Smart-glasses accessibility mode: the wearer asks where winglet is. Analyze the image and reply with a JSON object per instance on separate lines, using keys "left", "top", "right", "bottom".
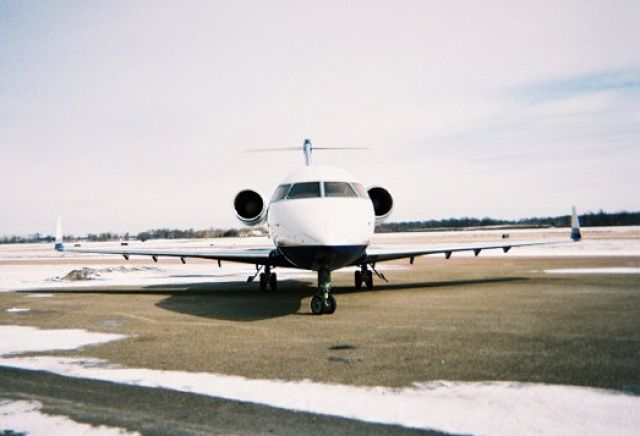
{"left": 570, "top": 206, "right": 581, "bottom": 242}
{"left": 55, "top": 217, "right": 64, "bottom": 251}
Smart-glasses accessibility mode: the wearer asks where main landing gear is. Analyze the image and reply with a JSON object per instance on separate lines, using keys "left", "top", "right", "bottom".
{"left": 354, "top": 264, "right": 374, "bottom": 290}
{"left": 311, "top": 269, "right": 337, "bottom": 315}
{"left": 249, "top": 265, "right": 278, "bottom": 292}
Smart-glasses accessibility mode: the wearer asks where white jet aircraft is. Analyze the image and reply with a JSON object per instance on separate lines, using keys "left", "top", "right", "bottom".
{"left": 55, "top": 139, "right": 582, "bottom": 315}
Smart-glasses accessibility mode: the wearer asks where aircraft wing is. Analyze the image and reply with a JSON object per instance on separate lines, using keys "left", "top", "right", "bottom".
{"left": 362, "top": 207, "right": 582, "bottom": 264}
{"left": 53, "top": 219, "right": 288, "bottom": 266}
{"left": 55, "top": 243, "right": 279, "bottom": 265}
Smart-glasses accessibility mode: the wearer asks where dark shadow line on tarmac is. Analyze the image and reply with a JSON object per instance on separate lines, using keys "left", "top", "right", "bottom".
{"left": 332, "top": 277, "right": 528, "bottom": 294}
{"left": 18, "top": 276, "right": 528, "bottom": 322}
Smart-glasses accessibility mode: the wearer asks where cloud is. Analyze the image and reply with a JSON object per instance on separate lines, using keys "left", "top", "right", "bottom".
{"left": 513, "top": 69, "right": 640, "bottom": 103}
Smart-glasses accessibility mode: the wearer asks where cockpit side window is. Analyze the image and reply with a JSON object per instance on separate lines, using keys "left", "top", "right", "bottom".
{"left": 324, "top": 181, "right": 358, "bottom": 198}
{"left": 271, "top": 184, "right": 291, "bottom": 202}
{"left": 350, "top": 183, "right": 369, "bottom": 199}
{"left": 286, "top": 182, "right": 321, "bottom": 199}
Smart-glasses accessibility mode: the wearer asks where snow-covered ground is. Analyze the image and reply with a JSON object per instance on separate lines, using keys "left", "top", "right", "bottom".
{"left": 0, "top": 400, "right": 138, "bottom": 436}
{"left": 0, "top": 262, "right": 412, "bottom": 293}
{"left": 372, "top": 226, "right": 640, "bottom": 257}
{"left": 0, "top": 236, "right": 274, "bottom": 260}
{"left": 0, "top": 325, "right": 638, "bottom": 436}
{"left": 503, "top": 239, "right": 640, "bottom": 257}
{"left": 0, "top": 325, "right": 125, "bottom": 356}
{"left": 0, "top": 263, "right": 265, "bottom": 292}
{"left": 1, "top": 227, "right": 638, "bottom": 262}
{"left": 0, "top": 227, "right": 636, "bottom": 292}
{"left": 545, "top": 267, "right": 640, "bottom": 274}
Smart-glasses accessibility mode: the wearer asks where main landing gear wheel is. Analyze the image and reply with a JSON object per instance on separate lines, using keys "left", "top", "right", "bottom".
{"left": 257, "top": 266, "right": 277, "bottom": 292}
{"left": 354, "top": 270, "right": 362, "bottom": 289}
{"left": 356, "top": 265, "right": 374, "bottom": 290}
{"left": 311, "top": 296, "right": 325, "bottom": 315}
{"left": 325, "top": 295, "right": 337, "bottom": 314}
{"left": 365, "top": 271, "right": 373, "bottom": 290}
{"left": 259, "top": 273, "right": 268, "bottom": 292}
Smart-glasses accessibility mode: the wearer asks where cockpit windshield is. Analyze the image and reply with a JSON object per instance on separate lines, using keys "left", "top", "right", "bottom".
{"left": 351, "top": 183, "right": 369, "bottom": 199}
{"left": 286, "top": 182, "right": 322, "bottom": 199}
{"left": 271, "top": 184, "right": 291, "bottom": 202}
{"left": 324, "top": 182, "right": 358, "bottom": 198}
{"left": 272, "top": 181, "right": 368, "bottom": 202}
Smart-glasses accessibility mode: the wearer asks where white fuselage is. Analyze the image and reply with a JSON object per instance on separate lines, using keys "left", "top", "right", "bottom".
{"left": 266, "top": 165, "right": 375, "bottom": 270}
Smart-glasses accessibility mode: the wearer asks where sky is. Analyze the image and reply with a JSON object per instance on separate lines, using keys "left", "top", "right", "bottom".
{"left": 1, "top": 0, "right": 639, "bottom": 235}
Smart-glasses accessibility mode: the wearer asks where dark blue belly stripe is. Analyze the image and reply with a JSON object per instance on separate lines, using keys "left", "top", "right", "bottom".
{"left": 279, "top": 245, "right": 367, "bottom": 271}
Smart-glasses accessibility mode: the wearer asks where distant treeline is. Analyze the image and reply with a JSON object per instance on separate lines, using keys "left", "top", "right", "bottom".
{"left": 135, "top": 228, "right": 248, "bottom": 241}
{"left": 1, "top": 210, "right": 638, "bottom": 244}
{"left": 0, "top": 227, "right": 261, "bottom": 244}
{"left": 0, "top": 234, "right": 57, "bottom": 244}
{"left": 376, "top": 210, "right": 640, "bottom": 233}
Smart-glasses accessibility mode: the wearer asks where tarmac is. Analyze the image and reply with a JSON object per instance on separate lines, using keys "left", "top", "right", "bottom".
{"left": 0, "top": 229, "right": 639, "bottom": 434}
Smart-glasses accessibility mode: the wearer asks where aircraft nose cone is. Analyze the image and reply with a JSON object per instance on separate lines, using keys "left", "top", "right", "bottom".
{"left": 296, "top": 215, "right": 341, "bottom": 246}
{"left": 298, "top": 205, "right": 368, "bottom": 246}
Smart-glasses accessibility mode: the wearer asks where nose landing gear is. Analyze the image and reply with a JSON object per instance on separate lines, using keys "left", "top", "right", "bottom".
{"left": 311, "top": 269, "right": 337, "bottom": 315}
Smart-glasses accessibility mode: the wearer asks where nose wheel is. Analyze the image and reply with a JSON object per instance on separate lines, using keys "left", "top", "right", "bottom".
{"left": 311, "top": 295, "right": 336, "bottom": 315}
{"left": 311, "top": 269, "right": 337, "bottom": 315}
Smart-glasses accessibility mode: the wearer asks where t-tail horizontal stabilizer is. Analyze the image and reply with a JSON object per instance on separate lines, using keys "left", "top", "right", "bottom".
{"left": 55, "top": 217, "right": 64, "bottom": 251}
{"left": 571, "top": 206, "right": 581, "bottom": 242}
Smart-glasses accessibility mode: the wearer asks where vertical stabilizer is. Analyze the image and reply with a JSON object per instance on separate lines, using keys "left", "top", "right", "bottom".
{"left": 303, "top": 138, "right": 312, "bottom": 166}
{"left": 570, "top": 206, "right": 581, "bottom": 241}
{"left": 55, "top": 217, "right": 64, "bottom": 251}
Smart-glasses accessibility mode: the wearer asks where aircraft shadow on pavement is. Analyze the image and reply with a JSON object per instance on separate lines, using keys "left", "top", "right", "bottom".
{"left": 153, "top": 279, "right": 313, "bottom": 321}
{"left": 155, "top": 276, "right": 527, "bottom": 321}
{"left": 152, "top": 277, "right": 526, "bottom": 321}
{"left": 332, "top": 276, "right": 528, "bottom": 294}
{"left": 19, "top": 276, "right": 528, "bottom": 321}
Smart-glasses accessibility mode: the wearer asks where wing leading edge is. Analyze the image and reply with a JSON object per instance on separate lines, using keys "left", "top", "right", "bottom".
{"left": 361, "top": 207, "right": 582, "bottom": 264}
{"left": 54, "top": 219, "right": 289, "bottom": 267}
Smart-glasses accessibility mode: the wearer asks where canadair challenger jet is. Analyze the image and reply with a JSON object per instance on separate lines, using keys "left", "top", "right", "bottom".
{"left": 55, "top": 139, "right": 582, "bottom": 315}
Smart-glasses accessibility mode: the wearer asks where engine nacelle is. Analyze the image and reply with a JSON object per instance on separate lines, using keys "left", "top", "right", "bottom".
{"left": 367, "top": 186, "right": 393, "bottom": 225}
{"left": 234, "top": 190, "right": 266, "bottom": 226}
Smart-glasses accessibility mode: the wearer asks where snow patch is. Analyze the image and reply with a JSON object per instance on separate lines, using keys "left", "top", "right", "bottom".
{"left": 55, "top": 266, "right": 162, "bottom": 282}
{"left": 0, "top": 399, "right": 138, "bottom": 435}
{"left": 0, "top": 263, "right": 404, "bottom": 293}
{"left": 5, "top": 307, "right": 30, "bottom": 313}
{"left": 511, "top": 240, "right": 640, "bottom": 257}
{"left": 544, "top": 267, "right": 640, "bottom": 274}
{"left": 25, "top": 293, "right": 54, "bottom": 298}
{"left": 0, "top": 326, "right": 126, "bottom": 356}
{"left": 0, "top": 264, "right": 252, "bottom": 292}
{"left": 0, "top": 326, "right": 638, "bottom": 435}
{"left": 0, "top": 356, "right": 638, "bottom": 436}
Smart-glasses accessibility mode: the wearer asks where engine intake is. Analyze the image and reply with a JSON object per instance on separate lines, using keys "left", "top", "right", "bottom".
{"left": 234, "top": 190, "right": 266, "bottom": 226}
{"left": 368, "top": 186, "right": 393, "bottom": 225}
